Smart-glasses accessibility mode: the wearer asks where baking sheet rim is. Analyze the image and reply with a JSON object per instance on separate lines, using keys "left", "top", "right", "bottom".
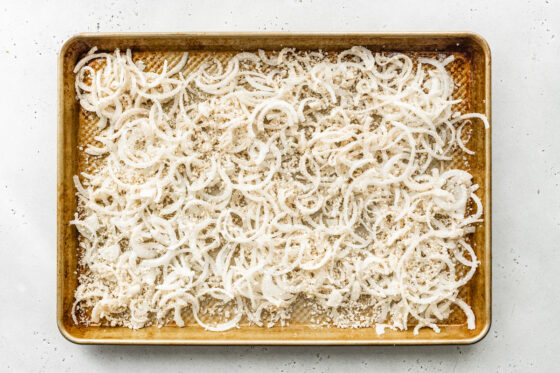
{"left": 57, "top": 31, "right": 491, "bottom": 345}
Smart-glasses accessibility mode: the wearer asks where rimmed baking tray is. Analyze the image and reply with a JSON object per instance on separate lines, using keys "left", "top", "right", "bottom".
{"left": 57, "top": 32, "right": 491, "bottom": 345}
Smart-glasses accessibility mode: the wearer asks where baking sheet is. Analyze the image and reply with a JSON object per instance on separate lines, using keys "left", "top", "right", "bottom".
{"left": 58, "top": 32, "right": 491, "bottom": 344}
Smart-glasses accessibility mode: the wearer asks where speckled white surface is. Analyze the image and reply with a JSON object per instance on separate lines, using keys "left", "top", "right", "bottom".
{"left": 1, "top": 0, "right": 559, "bottom": 371}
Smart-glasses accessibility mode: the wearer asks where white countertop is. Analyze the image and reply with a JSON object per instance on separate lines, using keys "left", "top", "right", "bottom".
{"left": 1, "top": 0, "right": 559, "bottom": 371}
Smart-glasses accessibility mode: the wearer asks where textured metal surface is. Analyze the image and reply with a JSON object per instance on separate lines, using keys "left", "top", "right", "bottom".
{"left": 58, "top": 33, "right": 491, "bottom": 345}
{"left": 77, "top": 51, "right": 472, "bottom": 327}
